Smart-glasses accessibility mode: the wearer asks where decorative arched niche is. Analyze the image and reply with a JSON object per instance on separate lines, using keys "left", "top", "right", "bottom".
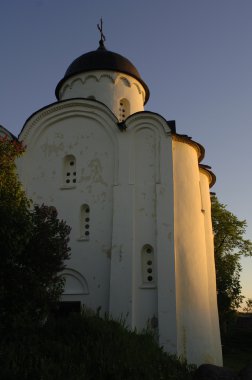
{"left": 61, "top": 269, "right": 89, "bottom": 297}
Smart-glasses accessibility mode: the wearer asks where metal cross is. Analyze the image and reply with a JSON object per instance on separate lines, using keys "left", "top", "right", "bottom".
{"left": 97, "top": 18, "right": 106, "bottom": 45}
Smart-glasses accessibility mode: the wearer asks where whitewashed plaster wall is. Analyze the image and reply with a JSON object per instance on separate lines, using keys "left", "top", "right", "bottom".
{"left": 17, "top": 97, "right": 222, "bottom": 366}
{"left": 18, "top": 103, "right": 178, "bottom": 352}
{"left": 58, "top": 71, "right": 146, "bottom": 120}
{"left": 199, "top": 169, "right": 222, "bottom": 364}
{"left": 172, "top": 137, "right": 222, "bottom": 365}
{"left": 109, "top": 112, "right": 176, "bottom": 354}
{"left": 18, "top": 100, "right": 118, "bottom": 313}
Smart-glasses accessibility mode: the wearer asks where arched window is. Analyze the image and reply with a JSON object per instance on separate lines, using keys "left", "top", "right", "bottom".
{"left": 80, "top": 204, "right": 90, "bottom": 240}
{"left": 63, "top": 155, "right": 77, "bottom": 187}
{"left": 141, "top": 244, "right": 155, "bottom": 285}
{"left": 119, "top": 98, "right": 130, "bottom": 121}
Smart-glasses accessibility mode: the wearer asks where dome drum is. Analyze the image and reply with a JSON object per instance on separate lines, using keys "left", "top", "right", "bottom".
{"left": 55, "top": 44, "right": 150, "bottom": 109}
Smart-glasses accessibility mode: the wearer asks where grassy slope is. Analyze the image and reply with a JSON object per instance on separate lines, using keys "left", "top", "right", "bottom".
{"left": 2, "top": 312, "right": 196, "bottom": 380}
{"left": 4, "top": 310, "right": 251, "bottom": 378}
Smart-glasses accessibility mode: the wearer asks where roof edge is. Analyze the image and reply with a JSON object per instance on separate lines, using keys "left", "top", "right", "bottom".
{"left": 55, "top": 68, "right": 150, "bottom": 104}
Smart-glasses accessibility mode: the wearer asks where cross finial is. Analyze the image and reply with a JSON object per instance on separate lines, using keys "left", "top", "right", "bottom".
{"left": 97, "top": 18, "right": 106, "bottom": 47}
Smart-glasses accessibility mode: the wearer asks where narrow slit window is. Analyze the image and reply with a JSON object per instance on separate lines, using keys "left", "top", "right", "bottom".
{"left": 141, "top": 245, "right": 155, "bottom": 285}
{"left": 63, "top": 155, "right": 77, "bottom": 187}
{"left": 118, "top": 98, "right": 130, "bottom": 122}
{"left": 80, "top": 204, "right": 90, "bottom": 240}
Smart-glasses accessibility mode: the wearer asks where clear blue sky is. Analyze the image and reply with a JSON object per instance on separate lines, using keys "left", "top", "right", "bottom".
{"left": 1, "top": 0, "right": 252, "bottom": 304}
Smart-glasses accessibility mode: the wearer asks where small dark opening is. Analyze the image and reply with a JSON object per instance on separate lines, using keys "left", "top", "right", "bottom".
{"left": 54, "top": 301, "right": 81, "bottom": 318}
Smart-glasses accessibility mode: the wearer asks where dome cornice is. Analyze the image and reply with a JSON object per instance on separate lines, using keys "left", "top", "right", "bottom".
{"left": 55, "top": 45, "right": 149, "bottom": 103}
{"left": 172, "top": 133, "right": 205, "bottom": 162}
{"left": 199, "top": 164, "right": 216, "bottom": 188}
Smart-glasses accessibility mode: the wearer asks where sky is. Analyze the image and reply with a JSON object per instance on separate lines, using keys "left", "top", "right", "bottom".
{"left": 1, "top": 0, "right": 252, "bottom": 304}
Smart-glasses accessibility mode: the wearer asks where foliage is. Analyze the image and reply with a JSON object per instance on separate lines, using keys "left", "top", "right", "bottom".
{"left": 211, "top": 195, "right": 252, "bottom": 332}
{"left": 1, "top": 311, "right": 196, "bottom": 380}
{"left": 0, "top": 135, "right": 31, "bottom": 263}
{"left": 211, "top": 195, "right": 252, "bottom": 258}
{"left": 243, "top": 298, "right": 252, "bottom": 313}
{"left": 0, "top": 136, "right": 71, "bottom": 329}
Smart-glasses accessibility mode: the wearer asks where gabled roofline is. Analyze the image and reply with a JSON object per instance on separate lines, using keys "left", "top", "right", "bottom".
{"left": 0, "top": 125, "right": 18, "bottom": 140}
{"left": 18, "top": 97, "right": 117, "bottom": 139}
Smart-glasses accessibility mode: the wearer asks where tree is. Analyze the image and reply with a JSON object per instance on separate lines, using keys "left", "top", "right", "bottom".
{"left": 0, "top": 136, "right": 71, "bottom": 329}
{"left": 211, "top": 195, "right": 252, "bottom": 333}
{"left": 243, "top": 298, "right": 252, "bottom": 314}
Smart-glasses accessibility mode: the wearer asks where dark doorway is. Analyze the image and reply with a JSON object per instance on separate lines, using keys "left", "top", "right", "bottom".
{"left": 53, "top": 301, "right": 81, "bottom": 318}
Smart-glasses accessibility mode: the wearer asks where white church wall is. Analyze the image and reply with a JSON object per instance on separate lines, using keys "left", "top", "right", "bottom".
{"left": 172, "top": 138, "right": 217, "bottom": 365}
{"left": 156, "top": 131, "right": 178, "bottom": 354}
{"left": 199, "top": 170, "right": 223, "bottom": 365}
{"left": 58, "top": 71, "right": 145, "bottom": 120}
{"left": 133, "top": 126, "right": 158, "bottom": 330}
{"left": 109, "top": 113, "right": 176, "bottom": 339}
{"left": 18, "top": 100, "right": 119, "bottom": 314}
{"left": 124, "top": 113, "right": 178, "bottom": 352}
{"left": 15, "top": 91, "right": 222, "bottom": 365}
{"left": 109, "top": 183, "right": 136, "bottom": 326}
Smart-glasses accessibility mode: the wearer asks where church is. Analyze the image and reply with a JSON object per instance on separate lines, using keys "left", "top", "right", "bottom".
{"left": 1, "top": 29, "right": 222, "bottom": 366}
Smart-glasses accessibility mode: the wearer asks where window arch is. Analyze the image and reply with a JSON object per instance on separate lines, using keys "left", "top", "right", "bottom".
{"left": 79, "top": 204, "right": 90, "bottom": 240}
{"left": 63, "top": 155, "right": 77, "bottom": 187}
{"left": 61, "top": 269, "right": 89, "bottom": 295}
{"left": 119, "top": 98, "right": 130, "bottom": 121}
{"left": 141, "top": 244, "right": 155, "bottom": 285}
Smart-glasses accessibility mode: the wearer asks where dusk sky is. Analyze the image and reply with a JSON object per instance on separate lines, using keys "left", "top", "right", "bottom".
{"left": 1, "top": 0, "right": 252, "bottom": 304}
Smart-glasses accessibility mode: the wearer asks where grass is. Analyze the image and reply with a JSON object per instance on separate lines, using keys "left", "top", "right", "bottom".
{"left": 4, "top": 308, "right": 252, "bottom": 378}
{"left": 222, "top": 325, "right": 252, "bottom": 371}
{"left": 1, "top": 310, "right": 196, "bottom": 380}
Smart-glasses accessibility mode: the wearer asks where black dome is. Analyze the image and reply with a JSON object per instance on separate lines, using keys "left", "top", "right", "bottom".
{"left": 55, "top": 44, "right": 149, "bottom": 103}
